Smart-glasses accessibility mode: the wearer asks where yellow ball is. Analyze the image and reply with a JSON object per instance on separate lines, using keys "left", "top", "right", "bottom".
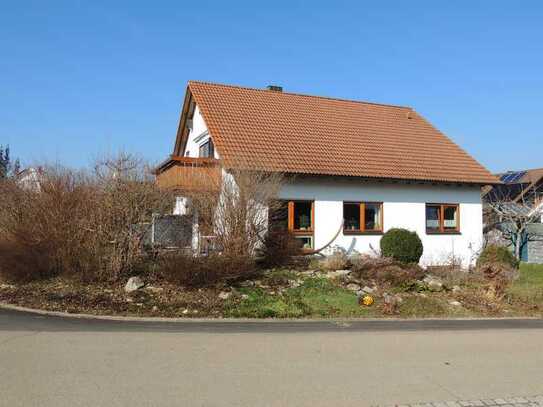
{"left": 362, "top": 295, "right": 374, "bottom": 306}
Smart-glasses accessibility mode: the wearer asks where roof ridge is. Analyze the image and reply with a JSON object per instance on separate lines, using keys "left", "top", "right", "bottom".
{"left": 188, "top": 80, "right": 413, "bottom": 110}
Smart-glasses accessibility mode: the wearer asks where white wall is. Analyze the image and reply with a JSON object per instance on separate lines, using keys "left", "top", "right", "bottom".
{"left": 279, "top": 177, "right": 483, "bottom": 267}
{"left": 183, "top": 106, "right": 219, "bottom": 159}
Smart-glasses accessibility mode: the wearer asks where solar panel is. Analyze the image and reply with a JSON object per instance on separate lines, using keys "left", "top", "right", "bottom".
{"left": 500, "top": 171, "right": 526, "bottom": 184}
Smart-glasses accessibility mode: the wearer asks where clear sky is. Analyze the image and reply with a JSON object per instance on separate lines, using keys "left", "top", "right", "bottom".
{"left": 1, "top": 1, "right": 542, "bottom": 172}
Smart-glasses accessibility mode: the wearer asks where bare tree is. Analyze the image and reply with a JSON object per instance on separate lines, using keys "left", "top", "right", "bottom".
{"left": 484, "top": 185, "right": 543, "bottom": 260}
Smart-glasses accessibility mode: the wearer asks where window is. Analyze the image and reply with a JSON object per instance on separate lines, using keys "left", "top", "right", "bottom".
{"left": 343, "top": 202, "right": 383, "bottom": 233}
{"left": 267, "top": 200, "right": 314, "bottom": 249}
{"left": 198, "top": 139, "right": 214, "bottom": 158}
{"left": 426, "top": 204, "right": 460, "bottom": 233}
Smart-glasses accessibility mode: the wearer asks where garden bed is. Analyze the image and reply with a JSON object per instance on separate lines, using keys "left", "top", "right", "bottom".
{"left": 1, "top": 263, "right": 542, "bottom": 319}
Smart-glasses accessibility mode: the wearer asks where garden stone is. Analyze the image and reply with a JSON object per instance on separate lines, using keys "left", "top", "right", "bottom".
{"left": 384, "top": 293, "right": 403, "bottom": 305}
{"left": 346, "top": 283, "right": 360, "bottom": 291}
{"left": 452, "top": 285, "right": 462, "bottom": 293}
{"left": 146, "top": 286, "right": 163, "bottom": 293}
{"left": 327, "top": 269, "right": 351, "bottom": 278}
{"left": 361, "top": 286, "right": 375, "bottom": 294}
{"left": 124, "top": 277, "right": 145, "bottom": 293}
{"left": 449, "top": 300, "right": 462, "bottom": 307}
{"left": 218, "top": 291, "right": 231, "bottom": 300}
{"left": 241, "top": 294, "right": 249, "bottom": 300}
{"left": 239, "top": 280, "right": 255, "bottom": 287}
{"left": 423, "top": 275, "right": 444, "bottom": 292}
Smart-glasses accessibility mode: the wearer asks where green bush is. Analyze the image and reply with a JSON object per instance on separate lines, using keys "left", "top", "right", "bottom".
{"left": 380, "top": 228, "right": 423, "bottom": 264}
{"left": 477, "top": 244, "right": 519, "bottom": 269}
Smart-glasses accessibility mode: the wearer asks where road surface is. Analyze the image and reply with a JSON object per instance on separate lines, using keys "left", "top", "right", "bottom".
{"left": 1, "top": 308, "right": 543, "bottom": 406}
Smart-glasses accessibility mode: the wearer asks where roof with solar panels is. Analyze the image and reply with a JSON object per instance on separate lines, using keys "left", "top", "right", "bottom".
{"left": 484, "top": 167, "right": 543, "bottom": 203}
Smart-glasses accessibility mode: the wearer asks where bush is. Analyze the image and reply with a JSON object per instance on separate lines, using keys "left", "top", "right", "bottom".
{"left": 380, "top": 228, "right": 423, "bottom": 264}
{"left": 478, "top": 262, "right": 519, "bottom": 300}
{"left": 160, "top": 252, "right": 257, "bottom": 287}
{"left": 257, "top": 229, "right": 302, "bottom": 268}
{"left": 350, "top": 254, "right": 425, "bottom": 289}
{"left": 320, "top": 250, "right": 349, "bottom": 271}
{"left": 477, "top": 244, "right": 519, "bottom": 269}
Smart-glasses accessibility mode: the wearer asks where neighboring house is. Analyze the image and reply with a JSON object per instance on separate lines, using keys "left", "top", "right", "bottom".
{"left": 16, "top": 167, "right": 43, "bottom": 192}
{"left": 156, "top": 81, "right": 498, "bottom": 267}
{"left": 483, "top": 168, "right": 543, "bottom": 263}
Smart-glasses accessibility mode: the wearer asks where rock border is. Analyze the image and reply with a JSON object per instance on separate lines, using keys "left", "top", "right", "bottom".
{"left": 1, "top": 302, "right": 541, "bottom": 324}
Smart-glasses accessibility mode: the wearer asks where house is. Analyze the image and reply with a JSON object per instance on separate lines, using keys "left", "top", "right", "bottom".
{"left": 156, "top": 81, "right": 498, "bottom": 267}
{"left": 483, "top": 168, "right": 543, "bottom": 263}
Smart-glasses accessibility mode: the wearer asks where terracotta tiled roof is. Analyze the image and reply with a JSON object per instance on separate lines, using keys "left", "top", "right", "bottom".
{"left": 186, "top": 81, "right": 498, "bottom": 184}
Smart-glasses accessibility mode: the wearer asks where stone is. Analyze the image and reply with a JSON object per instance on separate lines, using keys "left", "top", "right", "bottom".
{"left": 346, "top": 283, "right": 361, "bottom": 291}
{"left": 182, "top": 309, "right": 189, "bottom": 315}
{"left": 449, "top": 300, "right": 462, "bottom": 307}
{"left": 152, "top": 306, "right": 158, "bottom": 312}
{"left": 384, "top": 293, "right": 403, "bottom": 305}
{"left": 146, "top": 286, "right": 164, "bottom": 293}
{"left": 124, "top": 276, "right": 145, "bottom": 293}
{"left": 326, "top": 269, "right": 351, "bottom": 278}
{"left": 218, "top": 291, "right": 231, "bottom": 300}
{"left": 238, "top": 280, "right": 255, "bottom": 288}
{"left": 361, "top": 286, "right": 375, "bottom": 294}
{"left": 241, "top": 294, "right": 249, "bottom": 300}
{"left": 423, "top": 275, "right": 444, "bottom": 292}
{"left": 452, "top": 285, "right": 462, "bottom": 293}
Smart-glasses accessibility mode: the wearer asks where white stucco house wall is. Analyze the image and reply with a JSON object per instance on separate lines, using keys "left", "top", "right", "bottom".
{"left": 156, "top": 81, "right": 499, "bottom": 268}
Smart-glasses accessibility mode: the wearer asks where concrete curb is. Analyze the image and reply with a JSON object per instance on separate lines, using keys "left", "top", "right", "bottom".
{"left": 1, "top": 302, "right": 541, "bottom": 324}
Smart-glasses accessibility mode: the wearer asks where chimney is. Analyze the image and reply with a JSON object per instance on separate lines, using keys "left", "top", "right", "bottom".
{"left": 266, "top": 85, "right": 283, "bottom": 92}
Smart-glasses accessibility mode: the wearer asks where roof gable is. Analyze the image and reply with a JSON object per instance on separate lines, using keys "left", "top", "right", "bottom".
{"left": 176, "top": 81, "right": 498, "bottom": 185}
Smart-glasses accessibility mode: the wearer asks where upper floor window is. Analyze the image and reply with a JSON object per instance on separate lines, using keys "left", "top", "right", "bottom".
{"left": 343, "top": 202, "right": 383, "bottom": 233}
{"left": 199, "top": 139, "right": 214, "bottom": 158}
{"left": 426, "top": 203, "right": 460, "bottom": 234}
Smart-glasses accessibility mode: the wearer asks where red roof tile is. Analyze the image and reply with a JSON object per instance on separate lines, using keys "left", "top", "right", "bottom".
{"left": 182, "top": 81, "right": 498, "bottom": 184}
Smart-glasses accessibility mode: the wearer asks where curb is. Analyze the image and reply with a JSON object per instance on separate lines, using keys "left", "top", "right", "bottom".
{"left": 1, "top": 302, "right": 542, "bottom": 324}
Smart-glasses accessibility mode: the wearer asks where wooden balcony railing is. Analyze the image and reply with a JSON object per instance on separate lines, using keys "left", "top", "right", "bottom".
{"left": 155, "top": 157, "right": 221, "bottom": 191}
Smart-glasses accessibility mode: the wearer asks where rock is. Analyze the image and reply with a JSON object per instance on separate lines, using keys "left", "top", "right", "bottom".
{"left": 182, "top": 309, "right": 189, "bottom": 315}
{"left": 449, "top": 300, "right": 462, "bottom": 307}
{"left": 361, "top": 286, "right": 375, "bottom": 294}
{"left": 241, "top": 294, "right": 249, "bottom": 300}
{"left": 452, "top": 285, "right": 462, "bottom": 293}
{"left": 422, "top": 275, "right": 444, "bottom": 292}
{"left": 218, "top": 291, "right": 231, "bottom": 300}
{"left": 0, "top": 283, "right": 16, "bottom": 290}
{"left": 326, "top": 269, "right": 351, "bottom": 278}
{"left": 346, "top": 283, "right": 361, "bottom": 291}
{"left": 124, "top": 276, "right": 144, "bottom": 293}
{"left": 384, "top": 293, "right": 403, "bottom": 305}
{"left": 238, "top": 280, "right": 255, "bottom": 288}
{"left": 146, "top": 286, "right": 164, "bottom": 293}
{"left": 289, "top": 280, "right": 302, "bottom": 288}
{"left": 152, "top": 306, "right": 158, "bottom": 312}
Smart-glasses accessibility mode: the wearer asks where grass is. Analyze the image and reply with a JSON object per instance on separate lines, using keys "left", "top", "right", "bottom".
{"left": 225, "top": 277, "right": 379, "bottom": 318}
{"left": 506, "top": 262, "right": 543, "bottom": 306}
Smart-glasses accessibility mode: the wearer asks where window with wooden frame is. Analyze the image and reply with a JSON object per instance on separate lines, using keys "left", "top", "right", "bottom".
{"left": 285, "top": 200, "right": 314, "bottom": 249}
{"left": 343, "top": 202, "right": 383, "bottom": 234}
{"left": 198, "top": 139, "right": 214, "bottom": 158}
{"left": 426, "top": 203, "right": 460, "bottom": 234}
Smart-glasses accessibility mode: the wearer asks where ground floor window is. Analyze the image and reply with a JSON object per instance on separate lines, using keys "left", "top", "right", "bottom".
{"left": 343, "top": 202, "right": 383, "bottom": 233}
{"left": 426, "top": 203, "right": 460, "bottom": 233}
{"left": 268, "top": 200, "right": 314, "bottom": 249}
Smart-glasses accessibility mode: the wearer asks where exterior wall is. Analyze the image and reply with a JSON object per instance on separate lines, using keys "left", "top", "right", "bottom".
{"left": 279, "top": 177, "right": 484, "bottom": 268}
{"left": 183, "top": 106, "right": 219, "bottom": 159}
{"left": 527, "top": 240, "right": 543, "bottom": 264}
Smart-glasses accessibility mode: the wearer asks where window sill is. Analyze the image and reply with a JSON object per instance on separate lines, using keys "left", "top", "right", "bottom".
{"left": 426, "top": 230, "right": 461, "bottom": 235}
{"left": 343, "top": 230, "right": 384, "bottom": 236}
{"left": 292, "top": 230, "right": 314, "bottom": 235}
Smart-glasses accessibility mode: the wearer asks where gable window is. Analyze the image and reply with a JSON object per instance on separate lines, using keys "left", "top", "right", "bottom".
{"left": 198, "top": 139, "right": 214, "bottom": 158}
{"left": 426, "top": 204, "right": 460, "bottom": 234}
{"left": 343, "top": 202, "right": 383, "bottom": 233}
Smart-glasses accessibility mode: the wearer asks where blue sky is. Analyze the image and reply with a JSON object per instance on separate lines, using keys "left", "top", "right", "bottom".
{"left": 1, "top": 1, "right": 542, "bottom": 172}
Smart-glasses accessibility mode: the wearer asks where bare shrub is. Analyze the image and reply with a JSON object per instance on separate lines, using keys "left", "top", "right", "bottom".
{"left": 351, "top": 254, "right": 425, "bottom": 288}
{"left": 188, "top": 168, "right": 285, "bottom": 257}
{"left": 478, "top": 262, "right": 519, "bottom": 300}
{"left": 0, "top": 154, "right": 173, "bottom": 283}
{"left": 320, "top": 251, "right": 349, "bottom": 271}
{"left": 256, "top": 229, "right": 302, "bottom": 268}
{"left": 160, "top": 252, "right": 257, "bottom": 287}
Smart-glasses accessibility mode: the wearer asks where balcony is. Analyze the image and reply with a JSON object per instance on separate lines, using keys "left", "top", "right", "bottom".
{"left": 155, "top": 156, "right": 221, "bottom": 192}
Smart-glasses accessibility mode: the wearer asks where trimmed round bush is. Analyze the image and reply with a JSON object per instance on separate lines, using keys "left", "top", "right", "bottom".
{"left": 477, "top": 244, "right": 519, "bottom": 269}
{"left": 380, "top": 228, "right": 423, "bottom": 264}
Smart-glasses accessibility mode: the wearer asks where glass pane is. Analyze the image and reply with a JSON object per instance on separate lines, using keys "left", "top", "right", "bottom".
{"left": 365, "top": 203, "right": 381, "bottom": 230}
{"left": 294, "top": 202, "right": 312, "bottom": 230}
{"left": 426, "top": 205, "right": 441, "bottom": 231}
{"left": 443, "top": 206, "right": 458, "bottom": 230}
{"left": 343, "top": 203, "right": 360, "bottom": 231}
{"left": 296, "top": 236, "right": 313, "bottom": 249}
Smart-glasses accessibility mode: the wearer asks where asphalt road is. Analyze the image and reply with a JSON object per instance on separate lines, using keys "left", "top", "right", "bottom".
{"left": 1, "top": 308, "right": 543, "bottom": 406}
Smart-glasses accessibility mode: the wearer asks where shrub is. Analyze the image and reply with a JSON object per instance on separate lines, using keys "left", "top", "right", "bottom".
{"left": 380, "top": 228, "right": 423, "bottom": 264}
{"left": 477, "top": 244, "right": 519, "bottom": 269}
{"left": 257, "top": 229, "right": 302, "bottom": 268}
{"left": 320, "top": 250, "right": 349, "bottom": 271}
{"left": 350, "top": 254, "right": 425, "bottom": 289}
{"left": 478, "top": 262, "right": 519, "bottom": 300}
{"left": 160, "top": 252, "right": 257, "bottom": 287}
